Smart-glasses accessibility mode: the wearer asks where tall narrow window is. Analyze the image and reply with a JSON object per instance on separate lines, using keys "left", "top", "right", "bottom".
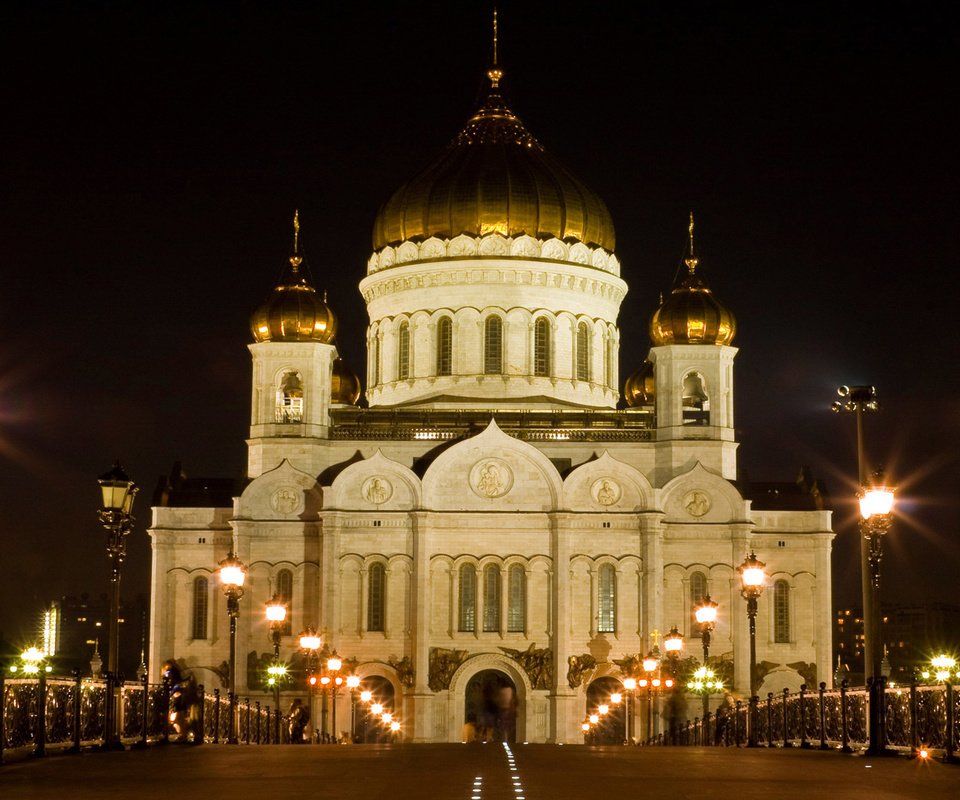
{"left": 276, "top": 371, "right": 303, "bottom": 423}
{"left": 605, "top": 331, "right": 615, "bottom": 389}
{"left": 368, "top": 562, "right": 386, "bottom": 632}
{"left": 191, "top": 576, "right": 208, "bottom": 640}
{"left": 397, "top": 322, "right": 410, "bottom": 380}
{"left": 484, "top": 316, "right": 503, "bottom": 374}
{"left": 276, "top": 568, "right": 293, "bottom": 635}
{"left": 690, "top": 571, "right": 707, "bottom": 638}
{"left": 576, "top": 321, "right": 590, "bottom": 381}
{"left": 507, "top": 565, "right": 526, "bottom": 633}
{"left": 458, "top": 565, "right": 477, "bottom": 632}
{"left": 437, "top": 317, "right": 452, "bottom": 376}
{"left": 483, "top": 565, "right": 501, "bottom": 632}
{"left": 371, "top": 333, "right": 380, "bottom": 387}
{"left": 597, "top": 564, "right": 616, "bottom": 633}
{"left": 534, "top": 317, "right": 550, "bottom": 377}
{"left": 774, "top": 580, "right": 790, "bottom": 643}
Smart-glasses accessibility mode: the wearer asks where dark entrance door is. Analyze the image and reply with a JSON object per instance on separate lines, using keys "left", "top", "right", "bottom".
{"left": 586, "top": 676, "right": 626, "bottom": 744}
{"left": 356, "top": 675, "right": 396, "bottom": 743}
{"left": 464, "top": 669, "right": 517, "bottom": 743}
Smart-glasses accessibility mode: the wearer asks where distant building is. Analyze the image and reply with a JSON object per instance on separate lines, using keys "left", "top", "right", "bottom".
{"left": 834, "top": 603, "right": 960, "bottom": 683}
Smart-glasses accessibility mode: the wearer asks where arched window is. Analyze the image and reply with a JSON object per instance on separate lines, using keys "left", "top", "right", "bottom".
{"left": 576, "top": 321, "right": 590, "bottom": 382}
{"left": 605, "top": 331, "right": 615, "bottom": 389}
{"left": 507, "top": 565, "right": 526, "bottom": 633}
{"left": 397, "top": 321, "right": 410, "bottom": 381}
{"left": 437, "top": 317, "right": 453, "bottom": 376}
{"left": 458, "top": 564, "right": 477, "bottom": 632}
{"left": 774, "top": 580, "right": 790, "bottom": 643}
{"left": 484, "top": 315, "right": 503, "bottom": 374}
{"left": 276, "top": 371, "right": 303, "bottom": 423}
{"left": 276, "top": 568, "right": 293, "bottom": 635}
{"left": 191, "top": 576, "right": 208, "bottom": 640}
{"left": 534, "top": 317, "right": 550, "bottom": 377}
{"left": 597, "top": 564, "right": 616, "bottom": 633}
{"left": 690, "top": 571, "right": 707, "bottom": 638}
{"left": 483, "top": 565, "right": 501, "bottom": 632}
{"left": 371, "top": 333, "right": 380, "bottom": 387}
{"left": 368, "top": 563, "right": 386, "bottom": 632}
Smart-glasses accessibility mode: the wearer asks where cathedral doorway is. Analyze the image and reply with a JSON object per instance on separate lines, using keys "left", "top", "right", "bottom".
{"left": 586, "top": 676, "right": 626, "bottom": 744}
{"left": 464, "top": 669, "right": 517, "bottom": 743}
{"left": 356, "top": 675, "right": 396, "bottom": 743}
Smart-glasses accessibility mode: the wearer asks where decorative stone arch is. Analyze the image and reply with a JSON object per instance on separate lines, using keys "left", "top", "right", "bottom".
{"left": 511, "top": 234, "right": 540, "bottom": 257}
{"left": 235, "top": 459, "right": 321, "bottom": 522}
{"left": 569, "top": 242, "right": 591, "bottom": 264}
{"left": 661, "top": 462, "right": 747, "bottom": 524}
{"left": 562, "top": 451, "right": 653, "bottom": 511}
{"left": 422, "top": 419, "right": 563, "bottom": 511}
{"left": 420, "top": 236, "right": 446, "bottom": 260}
{"left": 328, "top": 450, "right": 421, "bottom": 511}
{"left": 446, "top": 652, "right": 535, "bottom": 743}
{"left": 396, "top": 240, "right": 419, "bottom": 264}
{"left": 478, "top": 233, "right": 509, "bottom": 256}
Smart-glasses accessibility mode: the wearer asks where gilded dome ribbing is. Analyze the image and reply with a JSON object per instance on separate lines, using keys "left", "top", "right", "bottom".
{"left": 649, "top": 215, "right": 736, "bottom": 346}
{"left": 624, "top": 360, "right": 655, "bottom": 407}
{"left": 331, "top": 357, "right": 361, "bottom": 405}
{"left": 372, "top": 69, "right": 615, "bottom": 253}
{"left": 251, "top": 213, "right": 337, "bottom": 343}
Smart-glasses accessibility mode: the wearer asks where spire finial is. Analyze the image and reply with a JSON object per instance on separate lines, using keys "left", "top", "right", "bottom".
{"left": 487, "top": 7, "right": 503, "bottom": 89}
{"left": 684, "top": 211, "right": 699, "bottom": 273}
{"left": 290, "top": 209, "right": 302, "bottom": 271}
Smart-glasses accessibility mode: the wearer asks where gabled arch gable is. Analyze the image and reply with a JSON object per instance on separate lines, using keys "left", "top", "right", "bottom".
{"left": 660, "top": 462, "right": 747, "bottom": 523}
{"left": 328, "top": 450, "right": 421, "bottom": 510}
{"left": 235, "top": 459, "right": 321, "bottom": 521}
{"left": 421, "top": 419, "right": 562, "bottom": 511}
{"left": 562, "top": 451, "right": 653, "bottom": 511}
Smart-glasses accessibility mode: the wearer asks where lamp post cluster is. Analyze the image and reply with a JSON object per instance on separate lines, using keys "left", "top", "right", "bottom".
{"left": 737, "top": 550, "right": 766, "bottom": 747}
{"left": 96, "top": 462, "right": 139, "bottom": 749}
{"left": 264, "top": 595, "right": 288, "bottom": 741}
{"left": 218, "top": 553, "right": 247, "bottom": 745}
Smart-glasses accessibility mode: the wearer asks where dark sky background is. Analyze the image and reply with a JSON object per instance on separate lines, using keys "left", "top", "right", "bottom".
{"left": 1, "top": 2, "right": 957, "bottom": 649}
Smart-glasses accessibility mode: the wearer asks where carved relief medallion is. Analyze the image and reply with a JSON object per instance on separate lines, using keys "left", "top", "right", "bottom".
{"left": 271, "top": 486, "right": 303, "bottom": 515}
{"left": 591, "top": 478, "right": 621, "bottom": 506}
{"left": 362, "top": 476, "right": 393, "bottom": 505}
{"left": 683, "top": 490, "right": 711, "bottom": 518}
{"left": 469, "top": 458, "right": 513, "bottom": 499}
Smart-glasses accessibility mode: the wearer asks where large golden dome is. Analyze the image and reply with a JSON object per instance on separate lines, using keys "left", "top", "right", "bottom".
{"left": 649, "top": 215, "right": 736, "bottom": 346}
{"left": 252, "top": 213, "right": 337, "bottom": 344}
{"left": 372, "top": 67, "right": 615, "bottom": 253}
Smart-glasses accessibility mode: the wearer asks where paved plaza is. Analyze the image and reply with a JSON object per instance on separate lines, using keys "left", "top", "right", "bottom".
{"left": 0, "top": 744, "right": 956, "bottom": 800}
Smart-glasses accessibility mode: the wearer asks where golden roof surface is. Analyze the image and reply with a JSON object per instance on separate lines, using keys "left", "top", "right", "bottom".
{"left": 331, "top": 357, "right": 361, "bottom": 405}
{"left": 623, "top": 360, "right": 656, "bottom": 407}
{"left": 251, "top": 212, "right": 338, "bottom": 344}
{"left": 371, "top": 66, "right": 615, "bottom": 253}
{"left": 649, "top": 215, "right": 736, "bottom": 346}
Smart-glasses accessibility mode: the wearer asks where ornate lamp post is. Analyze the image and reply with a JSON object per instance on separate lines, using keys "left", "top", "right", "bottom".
{"left": 325, "top": 649, "right": 343, "bottom": 742}
{"left": 218, "top": 553, "right": 246, "bottom": 745}
{"left": 346, "top": 674, "right": 360, "bottom": 741}
{"left": 695, "top": 595, "right": 719, "bottom": 718}
{"left": 859, "top": 473, "right": 895, "bottom": 755}
{"left": 265, "top": 595, "right": 287, "bottom": 736}
{"left": 622, "top": 677, "right": 637, "bottom": 743}
{"left": 299, "top": 628, "right": 321, "bottom": 743}
{"left": 738, "top": 551, "right": 766, "bottom": 747}
{"left": 641, "top": 648, "right": 660, "bottom": 742}
{"left": 97, "top": 462, "right": 138, "bottom": 749}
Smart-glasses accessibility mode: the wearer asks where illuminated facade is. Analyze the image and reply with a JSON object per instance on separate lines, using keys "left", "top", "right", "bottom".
{"left": 148, "top": 47, "right": 835, "bottom": 743}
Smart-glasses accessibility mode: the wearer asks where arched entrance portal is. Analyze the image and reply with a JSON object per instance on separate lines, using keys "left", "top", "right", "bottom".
{"left": 464, "top": 670, "right": 517, "bottom": 743}
{"left": 356, "top": 675, "right": 395, "bottom": 743}
{"left": 586, "top": 677, "right": 626, "bottom": 744}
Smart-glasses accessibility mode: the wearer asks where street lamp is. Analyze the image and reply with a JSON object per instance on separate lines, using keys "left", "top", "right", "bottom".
{"left": 326, "top": 650, "right": 343, "bottom": 742}
{"left": 622, "top": 677, "right": 637, "bottom": 743}
{"left": 695, "top": 595, "right": 719, "bottom": 718}
{"left": 346, "top": 674, "right": 360, "bottom": 741}
{"left": 97, "top": 461, "right": 138, "bottom": 749}
{"left": 218, "top": 552, "right": 246, "bottom": 745}
{"left": 265, "top": 595, "right": 287, "bottom": 737}
{"left": 299, "top": 628, "right": 321, "bottom": 742}
{"left": 738, "top": 551, "right": 766, "bottom": 747}
{"left": 860, "top": 472, "right": 895, "bottom": 755}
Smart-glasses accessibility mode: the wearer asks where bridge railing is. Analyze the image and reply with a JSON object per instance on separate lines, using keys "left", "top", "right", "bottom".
{"left": 1, "top": 674, "right": 286, "bottom": 762}
{"left": 659, "top": 681, "right": 958, "bottom": 757}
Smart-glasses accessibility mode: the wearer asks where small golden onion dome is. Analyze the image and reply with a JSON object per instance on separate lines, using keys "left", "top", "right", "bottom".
{"left": 624, "top": 360, "right": 655, "bottom": 407}
{"left": 331, "top": 357, "right": 361, "bottom": 405}
{"left": 649, "top": 214, "right": 736, "bottom": 346}
{"left": 251, "top": 213, "right": 338, "bottom": 343}
{"left": 372, "top": 68, "right": 615, "bottom": 253}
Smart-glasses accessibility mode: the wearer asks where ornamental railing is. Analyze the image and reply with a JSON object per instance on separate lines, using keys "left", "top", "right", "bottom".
{"left": 653, "top": 681, "right": 959, "bottom": 759}
{"left": 0, "top": 673, "right": 285, "bottom": 763}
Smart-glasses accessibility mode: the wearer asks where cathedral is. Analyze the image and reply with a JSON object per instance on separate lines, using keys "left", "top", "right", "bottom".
{"left": 148, "top": 39, "right": 834, "bottom": 744}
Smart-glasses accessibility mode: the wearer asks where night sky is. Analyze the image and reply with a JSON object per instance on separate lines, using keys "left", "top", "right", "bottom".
{"left": 1, "top": 2, "right": 957, "bottom": 648}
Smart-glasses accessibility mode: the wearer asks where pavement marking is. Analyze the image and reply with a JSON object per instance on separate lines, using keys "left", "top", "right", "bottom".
{"left": 503, "top": 742, "right": 526, "bottom": 799}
